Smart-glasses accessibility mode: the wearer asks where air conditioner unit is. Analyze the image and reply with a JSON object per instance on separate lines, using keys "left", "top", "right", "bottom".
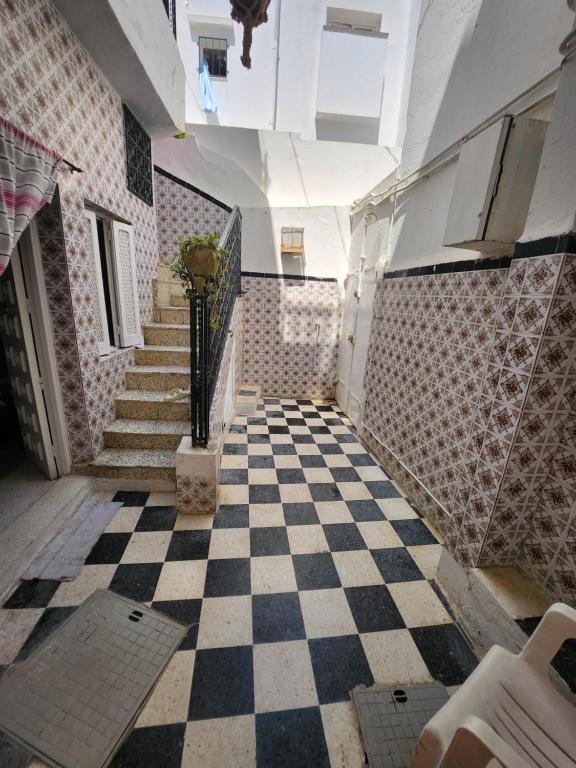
{"left": 443, "top": 115, "right": 547, "bottom": 254}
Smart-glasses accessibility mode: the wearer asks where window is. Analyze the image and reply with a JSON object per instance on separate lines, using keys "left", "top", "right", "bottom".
{"left": 325, "top": 8, "right": 381, "bottom": 33}
{"left": 281, "top": 227, "right": 304, "bottom": 254}
{"left": 86, "top": 209, "right": 143, "bottom": 353}
{"left": 162, "top": 0, "right": 176, "bottom": 38}
{"left": 199, "top": 37, "right": 228, "bottom": 78}
{"left": 123, "top": 105, "right": 153, "bottom": 207}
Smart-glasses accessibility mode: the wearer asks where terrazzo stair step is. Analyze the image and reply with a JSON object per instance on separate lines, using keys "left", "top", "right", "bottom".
{"left": 134, "top": 345, "right": 191, "bottom": 367}
{"left": 143, "top": 323, "right": 190, "bottom": 347}
{"left": 125, "top": 365, "right": 190, "bottom": 391}
{"left": 153, "top": 306, "right": 189, "bottom": 324}
{"left": 103, "top": 419, "right": 190, "bottom": 449}
{"left": 170, "top": 294, "right": 188, "bottom": 307}
{"left": 115, "top": 390, "right": 190, "bottom": 421}
{"left": 90, "top": 449, "right": 176, "bottom": 480}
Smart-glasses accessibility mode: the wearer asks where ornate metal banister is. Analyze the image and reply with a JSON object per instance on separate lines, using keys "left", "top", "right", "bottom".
{"left": 190, "top": 206, "right": 242, "bottom": 446}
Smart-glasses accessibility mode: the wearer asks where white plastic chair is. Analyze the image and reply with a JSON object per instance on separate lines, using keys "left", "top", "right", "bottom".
{"left": 411, "top": 603, "right": 576, "bottom": 768}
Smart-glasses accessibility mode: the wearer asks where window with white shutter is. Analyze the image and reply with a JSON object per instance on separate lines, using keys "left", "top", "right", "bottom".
{"left": 111, "top": 220, "right": 143, "bottom": 347}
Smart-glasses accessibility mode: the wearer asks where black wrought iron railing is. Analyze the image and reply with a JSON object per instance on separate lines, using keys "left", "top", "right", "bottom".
{"left": 190, "top": 206, "right": 242, "bottom": 446}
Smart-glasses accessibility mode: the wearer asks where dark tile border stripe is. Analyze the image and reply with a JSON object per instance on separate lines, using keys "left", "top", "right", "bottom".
{"left": 153, "top": 165, "right": 232, "bottom": 213}
{"left": 382, "top": 231, "right": 576, "bottom": 282}
{"left": 242, "top": 271, "right": 338, "bottom": 283}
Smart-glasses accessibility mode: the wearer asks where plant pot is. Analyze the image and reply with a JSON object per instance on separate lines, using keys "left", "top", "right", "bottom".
{"left": 184, "top": 245, "right": 221, "bottom": 288}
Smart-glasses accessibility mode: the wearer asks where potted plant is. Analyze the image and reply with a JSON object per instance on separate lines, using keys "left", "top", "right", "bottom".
{"left": 170, "top": 232, "right": 228, "bottom": 330}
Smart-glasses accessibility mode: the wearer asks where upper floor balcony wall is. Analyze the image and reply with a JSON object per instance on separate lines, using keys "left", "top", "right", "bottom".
{"left": 52, "top": 0, "right": 186, "bottom": 136}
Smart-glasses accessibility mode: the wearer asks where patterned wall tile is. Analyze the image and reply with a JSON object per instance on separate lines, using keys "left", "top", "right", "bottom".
{"left": 154, "top": 171, "right": 230, "bottom": 265}
{"left": 241, "top": 276, "right": 342, "bottom": 400}
{"left": 2, "top": 0, "right": 161, "bottom": 461}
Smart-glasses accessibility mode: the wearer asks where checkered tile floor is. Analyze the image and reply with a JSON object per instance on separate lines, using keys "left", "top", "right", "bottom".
{"left": 0, "top": 399, "right": 479, "bottom": 768}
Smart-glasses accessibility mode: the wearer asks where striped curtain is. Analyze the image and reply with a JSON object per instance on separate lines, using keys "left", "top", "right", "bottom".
{"left": 0, "top": 117, "right": 63, "bottom": 277}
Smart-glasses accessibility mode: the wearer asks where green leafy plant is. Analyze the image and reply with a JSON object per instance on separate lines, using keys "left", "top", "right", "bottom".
{"left": 170, "top": 233, "right": 228, "bottom": 331}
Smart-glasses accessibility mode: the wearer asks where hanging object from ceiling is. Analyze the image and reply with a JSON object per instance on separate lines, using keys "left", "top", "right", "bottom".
{"left": 229, "top": 0, "right": 272, "bottom": 69}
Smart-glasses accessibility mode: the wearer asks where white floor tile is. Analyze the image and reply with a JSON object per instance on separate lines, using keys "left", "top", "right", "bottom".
{"left": 197, "top": 596, "right": 252, "bottom": 648}
{"left": 137, "top": 650, "right": 195, "bottom": 726}
{"left": 332, "top": 550, "right": 384, "bottom": 588}
{"left": 183, "top": 716, "right": 256, "bottom": 768}
{"left": 251, "top": 555, "right": 297, "bottom": 594}
{"left": 209, "top": 528, "right": 250, "bottom": 559}
{"left": 387, "top": 581, "right": 452, "bottom": 627}
{"left": 254, "top": 641, "right": 318, "bottom": 713}
{"left": 287, "top": 525, "right": 329, "bottom": 555}
{"left": 154, "top": 560, "right": 207, "bottom": 600}
{"left": 299, "top": 588, "right": 357, "bottom": 639}
{"left": 361, "top": 630, "right": 433, "bottom": 685}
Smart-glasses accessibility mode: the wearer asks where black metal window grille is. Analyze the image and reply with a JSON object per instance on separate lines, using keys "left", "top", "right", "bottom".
{"left": 190, "top": 207, "right": 242, "bottom": 447}
{"left": 123, "top": 105, "right": 153, "bottom": 207}
{"left": 162, "top": 0, "right": 177, "bottom": 38}
{"left": 199, "top": 37, "right": 228, "bottom": 78}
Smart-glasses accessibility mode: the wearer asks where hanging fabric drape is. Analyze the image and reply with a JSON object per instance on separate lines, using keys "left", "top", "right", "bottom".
{"left": 200, "top": 60, "right": 218, "bottom": 113}
{"left": 229, "top": 0, "right": 272, "bottom": 69}
{"left": 0, "top": 117, "right": 64, "bottom": 278}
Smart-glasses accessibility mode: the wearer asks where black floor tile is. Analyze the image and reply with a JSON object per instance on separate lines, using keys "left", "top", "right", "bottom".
{"left": 189, "top": 646, "right": 254, "bottom": 720}
{"left": 16, "top": 607, "right": 75, "bottom": 660}
{"left": 135, "top": 506, "right": 177, "bottom": 532}
{"left": 249, "top": 484, "right": 281, "bottom": 504}
{"left": 391, "top": 519, "right": 438, "bottom": 545}
{"left": 323, "top": 418, "right": 343, "bottom": 426}
{"left": 323, "top": 523, "right": 366, "bottom": 552}
{"left": 110, "top": 723, "right": 185, "bottom": 768}
{"left": 296, "top": 399, "right": 313, "bottom": 405}
{"left": 309, "top": 635, "right": 374, "bottom": 704}
{"left": 249, "top": 455, "right": 275, "bottom": 469}
{"left": 316, "top": 405, "right": 333, "bottom": 412}
{"left": 251, "top": 527, "right": 290, "bottom": 557}
{"left": 166, "top": 530, "right": 211, "bottom": 561}
{"left": 286, "top": 417, "right": 306, "bottom": 426}
{"left": 317, "top": 443, "right": 343, "bottom": 455}
{"left": 85, "top": 532, "right": 131, "bottom": 564}
{"left": 330, "top": 467, "right": 361, "bottom": 483}
{"left": 248, "top": 434, "right": 270, "bottom": 444}
{"left": 272, "top": 443, "right": 297, "bottom": 455}
{"left": 112, "top": 490, "right": 150, "bottom": 506}
{"left": 204, "top": 558, "right": 251, "bottom": 597}
{"left": 299, "top": 454, "right": 327, "bottom": 468}
{"left": 348, "top": 453, "right": 376, "bottom": 466}
{"left": 310, "top": 426, "right": 330, "bottom": 435}
{"left": 276, "top": 468, "right": 306, "bottom": 484}
{"left": 517, "top": 617, "right": 576, "bottom": 693}
{"left": 248, "top": 417, "right": 267, "bottom": 426}
{"left": 220, "top": 469, "right": 249, "bottom": 485}
{"left": 309, "top": 483, "right": 342, "bottom": 502}
{"left": 410, "top": 624, "right": 478, "bottom": 686}
{"left": 365, "top": 480, "right": 401, "bottom": 499}
{"left": 213, "top": 504, "right": 249, "bottom": 529}
{"left": 292, "top": 553, "right": 341, "bottom": 591}
{"left": 4, "top": 579, "right": 61, "bottom": 609}
{"left": 256, "top": 707, "right": 330, "bottom": 768}
{"left": 263, "top": 398, "right": 281, "bottom": 404}
{"left": 292, "top": 434, "right": 314, "bottom": 444}
{"left": 223, "top": 443, "right": 248, "bottom": 455}
{"left": 229, "top": 424, "right": 248, "bottom": 434}
{"left": 345, "top": 585, "right": 406, "bottom": 633}
{"left": 347, "top": 500, "right": 385, "bottom": 522}
{"left": 283, "top": 503, "right": 320, "bottom": 526}
{"left": 335, "top": 433, "right": 358, "bottom": 444}
{"left": 152, "top": 599, "right": 202, "bottom": 650}
{"left": 282, "top": 404, "right": 300, "bottom": 411}
{"left": 252, "top": 592, "right": 306, "bottom": 644}
{"left": 269, "top": 425, "right": 290, "bottom": 434}
{"left": 109, "top": 563, "right": 163, "bottom": 602}
{"left": 371, "top": 548, "right": 424, "bottom": 583}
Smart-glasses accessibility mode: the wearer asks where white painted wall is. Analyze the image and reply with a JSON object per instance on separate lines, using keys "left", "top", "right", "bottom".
{"left": 351, "top": 0, "right": 573, "bottom": 272}
{"left": 177, "top": 0, "right": 419, "bottom": 147}
{"left": 241, "top": 206, "right": 350, "bottom": 280}
{"left": 154, "top": 125, "right": 398, "bottom": 208}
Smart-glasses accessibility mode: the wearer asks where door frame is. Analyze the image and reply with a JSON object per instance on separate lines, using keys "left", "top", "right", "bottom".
{"left": 21, "top": 221, "right": 72, "bottom": 475}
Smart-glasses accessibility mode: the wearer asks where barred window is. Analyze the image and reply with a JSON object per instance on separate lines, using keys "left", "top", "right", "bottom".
{"left": 123, "top": 105, "right": 153, "bottom": 207}
{"left": 281, "top": 227, "right": 304, "bottom": 254}
{"left": 199, "top": 37, "right": 228, "bottom": 78}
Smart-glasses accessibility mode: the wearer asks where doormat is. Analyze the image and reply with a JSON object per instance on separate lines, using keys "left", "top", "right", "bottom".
{"left": 0, "top": 590, "right": 188, "bottom": 768}
{"left": 351, "top": 684, "right": 449, "bottom": 768}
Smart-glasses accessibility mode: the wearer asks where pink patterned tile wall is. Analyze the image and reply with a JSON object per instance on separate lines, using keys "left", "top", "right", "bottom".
{"left": 154, "top": 170, "right": 230, "bottom": 265}
{"left": 480, "top": 252, "right": 576, "bottom": 603}
{"left": 1, "top": 0, "right": 161, "bottom": 462}
{"left": 241, "top": 276, "right": 342, "bottom": 400}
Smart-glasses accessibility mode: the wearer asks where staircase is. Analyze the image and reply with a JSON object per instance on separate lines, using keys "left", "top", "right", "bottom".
{"left": 91, "top": 282, "right": 190, "bottom": 481}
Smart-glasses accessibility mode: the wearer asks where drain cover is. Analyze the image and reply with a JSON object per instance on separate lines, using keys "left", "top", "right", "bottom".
{"left": 351, "top": 684, "right": 449, "bottom": 768}
{"left": 0, "top": 590, "right": 188, "bottom": 768}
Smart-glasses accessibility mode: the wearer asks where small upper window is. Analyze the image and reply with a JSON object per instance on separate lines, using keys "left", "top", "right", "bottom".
{"left": 325, "top": 8, "right": 381, "bottom": 33}
{"left": 123, "top": 105, "right": 153, "bottom": 206}
{"left": 281, "top": 227, "right": 304, "bottom": 254}
{"left": 199, "top": 37, "right": 228, "bottom": 78}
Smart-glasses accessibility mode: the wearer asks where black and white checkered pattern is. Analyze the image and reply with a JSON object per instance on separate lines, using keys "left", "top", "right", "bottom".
{"left": 1, "top": 400, "right": 478, "bottom": 768}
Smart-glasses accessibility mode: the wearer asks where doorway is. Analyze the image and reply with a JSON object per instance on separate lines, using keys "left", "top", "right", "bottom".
{"left": 0, "top": 224, "right": 70, "bottom": 481}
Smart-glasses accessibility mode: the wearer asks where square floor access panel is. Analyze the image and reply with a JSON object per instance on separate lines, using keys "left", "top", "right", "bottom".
{"left": 0, "top": 589, "right": 188, "bottom": 768}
